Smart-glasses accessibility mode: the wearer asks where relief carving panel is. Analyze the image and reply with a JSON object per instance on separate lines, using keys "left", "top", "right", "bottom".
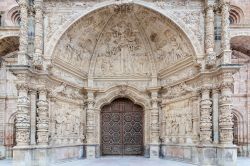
{"left": 163, "top": 99, "right": 193, "bottom": 143}
{"left": 50, "top": 100, "right": 85, "bottom": 145}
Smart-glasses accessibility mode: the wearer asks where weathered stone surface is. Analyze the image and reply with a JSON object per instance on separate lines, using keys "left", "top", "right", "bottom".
{"left": 0, "top": 0, "right": 249, "bottom": 165}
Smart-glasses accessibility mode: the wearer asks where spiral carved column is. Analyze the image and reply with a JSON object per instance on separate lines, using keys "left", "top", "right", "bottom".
{"left": 205, "top": 4, "right": 216, "bottom": 66}
{"left": 220, "top": 1, "right": 231, "bottom": 64}
{"left": 36, "top": 87, "right": 49, "bottom": 146}
{"left": 200, "top": 87, "right": 212, "bottom": 144}
{"left": 219, "top": 73, "right": 234, "bottom": 144}
{"left": 17, "top": 0, "right": 29, "bottom": 65}
{"left": 33, "top": 0, "right": 44, "bottom": 69}
{"left": 15, "top": 83, "right": 30, "bottom": 146}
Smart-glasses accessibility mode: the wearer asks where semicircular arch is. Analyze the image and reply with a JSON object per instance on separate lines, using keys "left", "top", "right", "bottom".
{"left": 95, "top": 85, "right": 151, "bottom": 110}
{"left": 48, "top": 0, "right": 202, "bottom": 69}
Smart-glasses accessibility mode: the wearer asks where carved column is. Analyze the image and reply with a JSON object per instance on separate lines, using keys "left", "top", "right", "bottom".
{"left": 219, "top": 73, "right": 234, "bottom": 144}
{"left": 86, "top": 90, "right": 96, "bottom": 158}
{"left": 160, "top": 104, "right": 166, "bottom": 143}
{"left": 30, "top": 88, "right": 37, "bottom": 145}
{"left": 36, "top": 87, "right": 49, "bottom": 146}
{"left": 17, "top": 0, "right": 29, "bottom": 65}
{"left": 212, "top": 88, "right": 219, "bottom": 144}
{"left": 148, "top": 87, "right": 161, "bottom": 158}
{"left": 220, "top": 1, "right": 231, "bottom": 64}
{"left": 15, "top": 83, "right": 30, "bottom": 146}
{"left": 200, "top": 87, "right": 212, "bottom": 144}
{"left": 217, "top": 71, "right": 237, "bottom": 166}
{"left": 33, "top": 0, "right": 44, "bottom": 69}
{"left": 191, "top": 95, "right": 199, "bottom": 143}
{"left": 205, "top": 4, "right": 216, "bottom": 66}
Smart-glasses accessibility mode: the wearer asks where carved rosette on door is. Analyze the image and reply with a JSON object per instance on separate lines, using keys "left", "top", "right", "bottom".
{"left": 101, "top": 98, "right": 144, "bottom": 155}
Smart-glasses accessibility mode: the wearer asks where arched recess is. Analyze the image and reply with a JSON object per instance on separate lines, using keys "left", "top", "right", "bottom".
{"left": 4, "top": 112, "right": 17, "bottom": 159}
{"left": 94, "top": 85, "right": 151, "bottom": 153}
{"left": 7, "top": 6, "right": 20, "bottom": 26}
{"left": 232, "top": 109, "right": 245, "bottom": 153}
{"left": 229, "top": 5, "right": 244, "bottom": 24}
{"left": 48, "top": 0, "right": 201, "bottom": 65}
{"left": 0, "top": 35, "right": 19, "bottom": 159}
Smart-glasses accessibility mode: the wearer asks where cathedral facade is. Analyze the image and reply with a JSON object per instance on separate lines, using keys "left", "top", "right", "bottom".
{"left": 0, "top": 0, "right": 250, "bottom": 165}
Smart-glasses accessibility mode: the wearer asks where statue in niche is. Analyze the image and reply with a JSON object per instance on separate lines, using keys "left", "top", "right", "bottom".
{"left": 73, "top": 114, "right": 80, "bottom": 134}
{"left": 55, "top": 111, "right": 64, "bottom": 136}
{"left": 66, "top": 110, "right": 73, "bottom": 134}
{"left": 185, "top": 113, "right": 192, "bottom": 134}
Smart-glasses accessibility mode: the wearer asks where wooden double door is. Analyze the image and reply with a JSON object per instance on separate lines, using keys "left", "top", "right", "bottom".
{"left": 101, "top": 98, "right": 144, "bottom": 155}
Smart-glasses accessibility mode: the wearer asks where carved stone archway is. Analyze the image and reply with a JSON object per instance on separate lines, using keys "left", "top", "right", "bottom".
{"left": 47, "top": 0, "right": 201, "bottom": 62}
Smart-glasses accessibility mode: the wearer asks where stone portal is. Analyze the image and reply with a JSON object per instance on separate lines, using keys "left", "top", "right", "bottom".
{"left": 101, "top": 98, "right": 144, "bottom": 156}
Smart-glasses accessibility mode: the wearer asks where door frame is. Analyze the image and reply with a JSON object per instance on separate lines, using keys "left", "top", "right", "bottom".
{"left": 100, "top": 98, "right": 145, "bottom": 156}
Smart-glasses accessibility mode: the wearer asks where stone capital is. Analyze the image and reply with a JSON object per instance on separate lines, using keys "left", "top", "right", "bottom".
{"left": 16, "top": 83, "right": 29, "bottom": 92}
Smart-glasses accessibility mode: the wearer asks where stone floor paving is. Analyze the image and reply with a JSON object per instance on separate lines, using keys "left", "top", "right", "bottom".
{"left": 0, "top": 156, "right": 250, "bottom": 166}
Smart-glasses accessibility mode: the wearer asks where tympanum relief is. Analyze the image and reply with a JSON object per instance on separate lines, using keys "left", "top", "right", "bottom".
{"left": 53, "top": 5, "right": 194, "bottom": 77}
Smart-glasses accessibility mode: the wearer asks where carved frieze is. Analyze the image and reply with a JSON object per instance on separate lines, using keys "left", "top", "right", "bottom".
{"left": 163, "top": 82, "right": 197, "bottom": 100}
{"left": 50, "top": 82, "right": 83, "bottom": 101}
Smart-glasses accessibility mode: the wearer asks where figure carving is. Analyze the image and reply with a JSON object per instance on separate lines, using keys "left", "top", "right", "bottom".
{"left": 51, "top": 82, "right": 67, "bottom": 97}
{"left": 52, "top": 101, "right": 84, "bottom": 144}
